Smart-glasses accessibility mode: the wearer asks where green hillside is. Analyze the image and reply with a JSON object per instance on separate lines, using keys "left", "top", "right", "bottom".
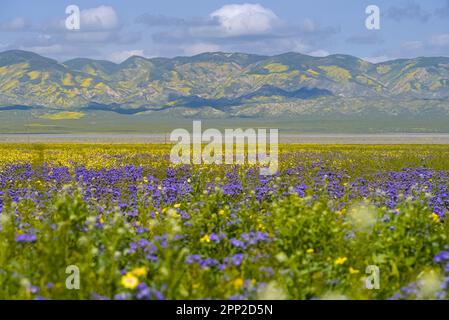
{"left": 0, "top": 50, "right": 448, "bottom": 118}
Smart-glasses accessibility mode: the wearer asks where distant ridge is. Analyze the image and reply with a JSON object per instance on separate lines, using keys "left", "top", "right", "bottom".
{"left": 0, "top": 50, "right": 448, "bottom": 116}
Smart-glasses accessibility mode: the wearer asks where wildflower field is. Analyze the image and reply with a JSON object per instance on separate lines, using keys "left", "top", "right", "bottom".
{"left": 1, "top": 143, "right": 449, "bottom": 300}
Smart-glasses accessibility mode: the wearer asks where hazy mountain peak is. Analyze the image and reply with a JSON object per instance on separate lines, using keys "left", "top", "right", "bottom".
{"left": 0, "top": 50, "right": 59, "bottom": 68}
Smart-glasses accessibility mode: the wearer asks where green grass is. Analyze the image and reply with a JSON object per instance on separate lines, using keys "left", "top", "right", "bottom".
{"left": 2, "top": 110, "right": 449, "bottom": 134}
{"left": 0, "top": 144, "right": 449, "bottom": 299}
{"left": 39, "top": 111, "right": 85, "bottom": 120}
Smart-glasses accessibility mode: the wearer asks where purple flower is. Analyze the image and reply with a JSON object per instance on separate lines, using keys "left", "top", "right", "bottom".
{"left": 152, "top": 289, "right": 165, "bottom": 300}
{"left": 136, "top": 227, "right": 148, "bottom": 234}
{"left": 28, "top": 285, "right": 40, "bottom": 294}
{"left": 136, "top": 283, "right": 151, "bottom": 300}
{"left": 114, "top": 292, "right": 131, "bottom": 300}
{"left": 209, "top": 233, "right": 220, "bottom": 243}
{"left": 91, "top": 293, "right": 110, "bottom": 300}
{"left": 15, "top": 233, "right": 37, "bottom": 243}
{"left": 231, "top": 253, "right": 244, "bottom": 266}
{"left": 230, "top": 238, "right": 245, "bottom": 248}
{"left": 434, "top": 251, "right": 449, "bottom": 263}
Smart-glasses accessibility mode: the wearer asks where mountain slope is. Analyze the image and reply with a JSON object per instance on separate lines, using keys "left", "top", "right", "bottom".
{"left": 0, "top": 50, "right": 448, "bottom": 115}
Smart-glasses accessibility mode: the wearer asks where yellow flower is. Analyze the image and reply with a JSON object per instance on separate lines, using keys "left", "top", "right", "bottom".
{"left": 335, "top": 257, "right": 347, "bottom": 265}
{"left": 131, "top": 267, "right": 148, "bottom": 277}
{"left": 218, "top": 209, "right": 225, "bottom": 215}
{"left": 349, "top": 267, "right": 360, "bottom": 274}
{"left": 174, "top": 203, "right": 181, "bottom": 208}
{"left": 306, "top": 248, "right": 314, "bottom": 254}
{"left": 200, "top": 234, "right": 210, "bottom": 243}
{"left": 166, "top": 208, "right": 179, "bottom": 219}
{"left": 120, "top": 273, "right": 138, "bottom": 289}
{"left": 431, "top": 213, "right": 440, "bottom": 223}
{"left": 233, "top": 278, "right": 244, "bottom": 289}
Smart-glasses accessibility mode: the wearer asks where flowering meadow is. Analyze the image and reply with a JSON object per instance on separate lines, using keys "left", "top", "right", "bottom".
{"left": 1, "top": 143, "right": 449, "bottom": 300}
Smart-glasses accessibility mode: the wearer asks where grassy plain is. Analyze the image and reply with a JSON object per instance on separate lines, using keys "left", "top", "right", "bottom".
{"left": 0, "top": 144, "right": 448, "bottom": 299}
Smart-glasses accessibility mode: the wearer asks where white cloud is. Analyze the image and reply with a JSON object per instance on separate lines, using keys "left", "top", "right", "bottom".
{"left": 65, "top": 31, "right": 114, "bottom": 43}
{"left": 210, "top": 3, "right": 279, "bottom": 36}
{"left": 386, "top": 1, "right": 430, "bottom": 22}
{"left": 107, "top": 49, "right": 145, "bottom": 63}
{"left": 21, "top": 44, "right": 66, "bottom": 55}
{"left": 145, "top": 5, "right": 339, "bottom": 57}
{"left": 0, "top": 17, "right": 31, "bottom": 31}
{"left": 401, "top": 41, "right": 424, "bottom": 51}
{"left": 39, "top": 6, "right": 119, "bottom": 32}
{"left": 429, "top": 34, "right": 449, "bottom": 47}
{"left": 8, "top": 17, "right": 29, "bottom": 30}
{"left": 301, "top": 18, "right": 316, "bottom": 32}
{"left": 308, "top": 49, "right": 329, "bottom": 57}
{"left": 362, "top": 55, "right": 394, "bottom": 63}
{"left": 183, "top": 43, "right": 220, "bottom": 55}
{"left": 81, "top": 6, "right": 119, "bottom": 30}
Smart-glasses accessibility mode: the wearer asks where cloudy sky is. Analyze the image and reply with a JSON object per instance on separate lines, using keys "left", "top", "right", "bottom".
{"left": 0, "top": 0, "right": 448, "bottom": 62}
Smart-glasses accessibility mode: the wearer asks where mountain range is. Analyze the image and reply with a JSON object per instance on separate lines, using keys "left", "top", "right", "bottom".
{"left": 1, "top": 50, "right": 449, "bottom": 118}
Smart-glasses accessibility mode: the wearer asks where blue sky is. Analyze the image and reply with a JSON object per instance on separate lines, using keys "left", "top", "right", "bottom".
{"left": 0, "top": 0, "right": 448, "bottom": 62}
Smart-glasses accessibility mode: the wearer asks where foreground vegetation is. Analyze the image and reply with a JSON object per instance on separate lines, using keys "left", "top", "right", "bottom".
{"left": 0, "top": 144, "right": 449, "bottom": 299}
